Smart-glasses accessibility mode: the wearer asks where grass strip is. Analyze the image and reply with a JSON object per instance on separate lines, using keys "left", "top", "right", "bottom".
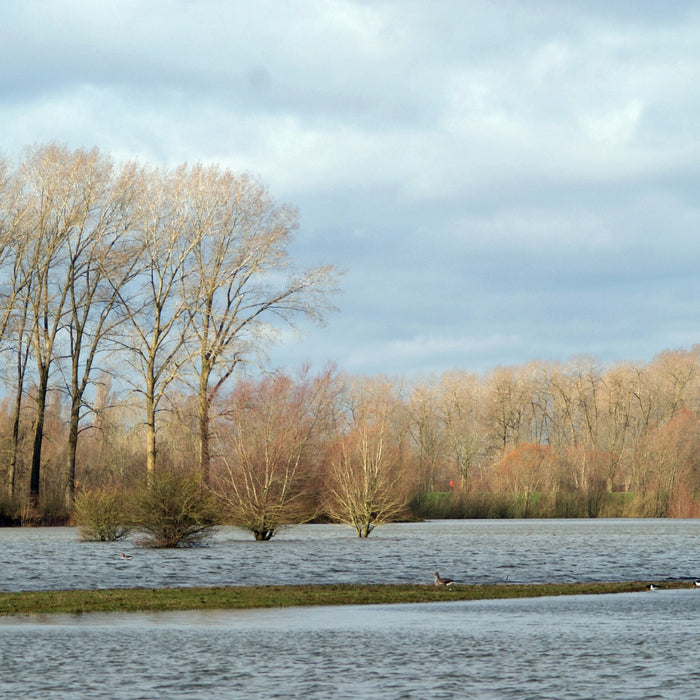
{"left": 0, "top": 580, "right": 692, "bottom": 616}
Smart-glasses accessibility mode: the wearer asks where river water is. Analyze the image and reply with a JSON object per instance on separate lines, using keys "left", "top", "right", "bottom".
{"left": 1, "top": 519, "right": 699, "bottom": 591}
{"left": 2, "top": 519, "right": 700, "bottom": 698}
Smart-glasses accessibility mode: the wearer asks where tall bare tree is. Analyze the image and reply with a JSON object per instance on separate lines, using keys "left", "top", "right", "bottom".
{"left": 119, "top": 165, "right": 200, "bottom": 477}
{"left": 436, "top": 370, "right": 486, "bottom": 487}
{"left": 406, "top": 379, "right": 446, "bottom": 491}
{"left": 18, "top": 144, "right": 90, "bottom": 502}
{"left": 181, "top": 165, "right": 339, "bottom": 483}
{"left": 60, "top": 156, "right": 145, "bottom": 506}
{"left": 0, "top": 154, "right": 33, "bottom": 497}
{"left": 4, "top": 292, "right": 32, "bottom": 498}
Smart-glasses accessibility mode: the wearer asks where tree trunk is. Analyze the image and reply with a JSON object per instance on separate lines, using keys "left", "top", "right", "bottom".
{"left": 30, "top": 365, "right": 50, "bottom": 503}
{"left": 198, "top": 365, "right": 211, "bottom": 485}
{"left": 64, "top": 396, "right": 81, "bottom": 508}
{"left": 145, "top": 373, "right": 157, "bottom": 480}
{"left": 7, "top": 385, "right": 22, "bottom": 498}
{"left": 8, "top": 324, "right": 30, "bottom": 498}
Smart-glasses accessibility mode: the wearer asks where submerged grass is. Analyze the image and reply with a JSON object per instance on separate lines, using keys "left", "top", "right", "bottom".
{"left": 0, "top": 580, "right": 691, "bottom": 616}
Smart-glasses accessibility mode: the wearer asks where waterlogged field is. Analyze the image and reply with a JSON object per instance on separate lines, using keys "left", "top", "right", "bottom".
{"left": 1, "top": 518, "right": 699, "bottom": 592}
{"left": 2, "top": 591, "right": 700, "bottom": 699}
{"left": 2, "top": 519, "right": 700, "bottom": 699}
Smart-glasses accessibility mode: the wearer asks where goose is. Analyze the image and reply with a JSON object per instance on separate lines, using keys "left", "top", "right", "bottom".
{"left": 646, "top": 583, "right": 658, "bottom": 591}
{"left": 434, "top": 572, "right": 456, "bottom": 587}
{"left": 120, "top": 552, "right": 133, "bottom": 560}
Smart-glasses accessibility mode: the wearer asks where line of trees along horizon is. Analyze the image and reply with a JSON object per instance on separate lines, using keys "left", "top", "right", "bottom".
{"left": 2, "top": 145, "right": 700, "bottom": 532}
{"left": 0, "top": 144, "right": 339, "bottom": 518}
{"left": 3, "top": 336, "right": 700, "bottom": 530}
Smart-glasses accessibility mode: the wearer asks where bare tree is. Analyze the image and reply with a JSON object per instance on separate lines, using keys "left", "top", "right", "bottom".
{"left": 119, "top": 164, "right": 338, "bottom": 481}
{"left": 18, "top": 144, "right": 91, "bottom": 502}
{"left": 545, "top": 364, "right": 579, "bottom": 451}
{"left": 406, "top": 378, "right": 446, "bottom": 491}
{"left": 653, "top": 349, "right": 700, "bottom": 420}
{"left": 571, "top": 356, "right": 602, "bottom": 450}
{"left": 484, "top": 366, "right": 530, "bottom": 455}
{"left": 325, "top": 377, "right": 412, "bottom": 537}
{"left": 4, "top": 294, "right": 31, "bottom": 498}
{"left": 436, "top": 370, "right": 486, "bottom": 487}
{"left": 213, "top": 367, "right": 337, "bottom": 539}
{"left": 119, "top": 165, "right": 201, "bottom": 477}
{"left": 60, "top": 157, "right": 145, "bottom": 506}
{"left": 181, "top": 165, "right": 339, "bottom": 483}
{"left": 0, "top": 157, "right": 33, "bottom": 497}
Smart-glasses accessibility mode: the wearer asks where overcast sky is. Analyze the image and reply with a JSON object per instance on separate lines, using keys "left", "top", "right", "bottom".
{"left": 2, "top": 1, "right": 699, "bottom": 377}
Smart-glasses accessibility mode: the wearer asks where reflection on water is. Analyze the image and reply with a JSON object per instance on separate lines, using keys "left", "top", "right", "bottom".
{"left": 2, "top": 591, "right": 700, "bottom": 699}
{"left": 1, "top": 519, "right": 700, "bottom": 592}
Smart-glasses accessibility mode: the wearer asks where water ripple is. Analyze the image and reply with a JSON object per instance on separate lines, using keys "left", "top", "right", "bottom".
{"left": 2, "top": 518, "right": 700, "bottom": 592}
{"left": 2, "top": 589, "right": 700, "bottom": 698}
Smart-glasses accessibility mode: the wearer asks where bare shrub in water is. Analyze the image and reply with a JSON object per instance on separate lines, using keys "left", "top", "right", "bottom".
{"left": 130, "top": 471, "right": 218, "bottom": 548}
{"left": 212, "top": 368, "right": 337, "bottom": 541}
{"left": 324, "top": 378, "right": 413, "bottom": 537}
{"left": 74, "top": 488, "right": 130, "bottom": 541}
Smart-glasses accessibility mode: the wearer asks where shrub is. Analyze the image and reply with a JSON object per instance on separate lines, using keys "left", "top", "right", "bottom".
{"left": 129, "top": 471, "right": 218, "bottom": 548}
{"left": 74, "top": 488, "right": 130, "bottom": 541}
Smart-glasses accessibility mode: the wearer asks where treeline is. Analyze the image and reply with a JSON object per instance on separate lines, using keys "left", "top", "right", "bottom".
{"left": 211, "top": 349, "right": 700, "bottom": 530}
{"left": 404, "top": 350, "right": 700, "bottom": 520}
{"left": 3, "top": 347, "right": 700, "bottom": 534}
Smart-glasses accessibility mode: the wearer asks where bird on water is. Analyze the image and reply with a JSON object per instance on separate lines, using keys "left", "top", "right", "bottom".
{"left": 434, "top": 572, "right": 456, "bottom": 586}
{"left": 120, "top": 552, "right": 133, "bottom": 560}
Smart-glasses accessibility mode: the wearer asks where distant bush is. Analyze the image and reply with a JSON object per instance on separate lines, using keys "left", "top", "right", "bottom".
{"left": 74, "top": 488, "right": 130, "bottom": 541}
{"left": 0, "top": 494, "right": 22, "bottom": 527}
{"left": 410, "top": 490, "right": 628, "bottom": 519}
{"left": 410, "top": 491, "right": 520, "bottom": 519}
{"left": 129, "top": 471, "right": 218, "bottom": 548}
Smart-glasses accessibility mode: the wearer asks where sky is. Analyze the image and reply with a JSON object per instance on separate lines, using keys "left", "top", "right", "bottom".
{"left": 1, "top": 0, "right": 700, "bottom": 378}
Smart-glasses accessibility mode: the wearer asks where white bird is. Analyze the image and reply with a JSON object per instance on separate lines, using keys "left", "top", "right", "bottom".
{"left": 646, "top": 583, "right": 658, "bottom": 591}
{"left": 120, "top": 552, "right": 133, "bottom": 560}
{"left": 692, "top": 580, "right": 700, "bottom": 588}
{"left": 434, "top": 572, "right": 456, "bottom": 587}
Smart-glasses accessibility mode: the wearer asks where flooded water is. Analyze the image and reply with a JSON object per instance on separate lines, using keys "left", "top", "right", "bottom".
{"left": 2, "top": 519, "right": 700, "bottom": 698}
{"left": 2, "top": 590, "right": 700, "bottom": 699}
{"left": 1, "top": 519, "right": 699, "bottom": 592}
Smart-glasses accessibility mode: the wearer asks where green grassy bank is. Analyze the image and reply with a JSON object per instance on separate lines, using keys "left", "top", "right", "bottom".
{"left": 0, "top": 581, "right": 691, "bottom": 616}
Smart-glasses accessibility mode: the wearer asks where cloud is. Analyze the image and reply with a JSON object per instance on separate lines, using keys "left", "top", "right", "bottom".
{"left": 1, "top": 0, "right": 700, "bottom": 375}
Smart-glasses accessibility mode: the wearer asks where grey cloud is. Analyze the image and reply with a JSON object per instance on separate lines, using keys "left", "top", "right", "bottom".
{"left": 1, "top": 0, "right": 700, "bottom": 375}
